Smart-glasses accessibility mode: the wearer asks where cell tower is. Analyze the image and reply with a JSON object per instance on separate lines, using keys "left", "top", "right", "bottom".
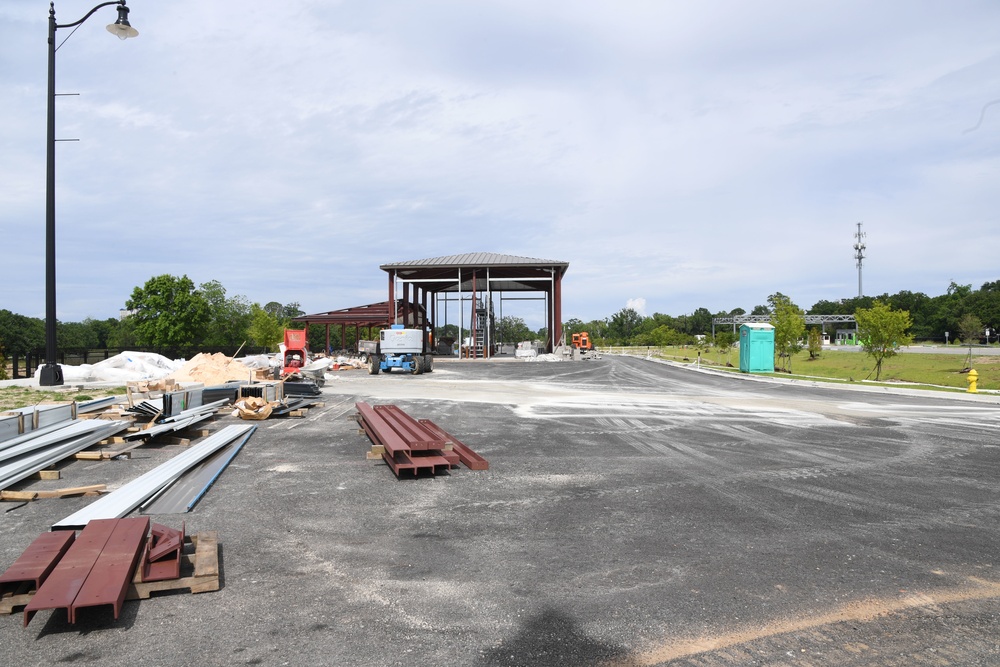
{"left": 853, "top": 222, "right": 866, "bottom": 297}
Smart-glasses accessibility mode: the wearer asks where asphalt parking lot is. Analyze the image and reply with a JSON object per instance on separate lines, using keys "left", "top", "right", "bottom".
{"left": 2, "top": 355, "right": 1000, "bottom": 666}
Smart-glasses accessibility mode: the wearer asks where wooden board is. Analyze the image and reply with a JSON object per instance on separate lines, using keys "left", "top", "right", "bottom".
{"left": 73, "top": 450, "right": 131, "bottom": 461}
{"left": 0, "top": 484, "right": 105, "bottom": 502}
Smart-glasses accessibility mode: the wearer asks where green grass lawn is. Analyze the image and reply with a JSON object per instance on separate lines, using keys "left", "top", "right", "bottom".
{"left": 0, "top": 386, "right": 126, "bottom": 413}
{"left": 612, "top": 345, "right": 999, "bottom": 392}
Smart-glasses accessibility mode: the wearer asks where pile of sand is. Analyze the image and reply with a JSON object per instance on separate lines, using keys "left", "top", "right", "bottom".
{"left": 166, "top": 352, "right": 253, "bottom": 385}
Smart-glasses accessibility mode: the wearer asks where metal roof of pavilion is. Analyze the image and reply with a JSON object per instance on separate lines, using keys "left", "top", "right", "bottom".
{"left": 381, "top": 252, "right": 568, "bottom": 270}
{"left": 380, "top": 252, "right": 569, "bottom": 292}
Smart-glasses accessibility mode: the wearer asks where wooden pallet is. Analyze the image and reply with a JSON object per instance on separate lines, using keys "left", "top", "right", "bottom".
{"left": 0, "top": 531, "right": 220, "bottom": 614}
{"left": 128, "top": 531, "right": 220, "bottom": 599}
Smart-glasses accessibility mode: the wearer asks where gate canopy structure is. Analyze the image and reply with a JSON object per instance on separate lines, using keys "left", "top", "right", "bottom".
{"left": 712, "top": 314, "right": 857, "bottom": 336}
{"left": 292, "top": 301, "right": 427, "bottom": 353}
{"left": 381, "top": 253, "right": 569, "bottom": 357}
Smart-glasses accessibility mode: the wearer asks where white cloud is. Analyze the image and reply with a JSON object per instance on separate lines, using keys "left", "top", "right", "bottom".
{"left": 2, "top": 1, "right": 998, "bottom": 324}
{"left": 626, "top": 298, "right": 647, "bottom": 317}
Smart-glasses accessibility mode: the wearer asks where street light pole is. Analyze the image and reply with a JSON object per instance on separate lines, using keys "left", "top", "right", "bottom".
{"left": 39, "top": 1, "right": 137, "bottom": 386}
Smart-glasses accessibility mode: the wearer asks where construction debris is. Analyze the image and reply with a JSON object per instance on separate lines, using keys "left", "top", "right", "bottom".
{"left": 234, "top": 396, "right": 274, "bottom": 421}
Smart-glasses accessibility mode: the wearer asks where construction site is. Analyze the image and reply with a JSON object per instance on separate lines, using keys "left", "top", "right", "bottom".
{"left": 2, "top": 254, "right": 1000, "bottom": 665}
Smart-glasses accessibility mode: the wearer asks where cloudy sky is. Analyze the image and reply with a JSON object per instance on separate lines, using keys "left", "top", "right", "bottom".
{"left": 3, "top": 1, "right": 999, "bottom": 330}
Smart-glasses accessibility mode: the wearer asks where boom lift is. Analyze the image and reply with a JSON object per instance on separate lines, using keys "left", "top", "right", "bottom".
{"left": 367, "top": 325, "right": 434, "bottom": 375}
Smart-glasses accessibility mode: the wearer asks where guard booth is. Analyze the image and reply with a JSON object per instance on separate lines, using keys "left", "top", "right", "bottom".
{"left": 739, "top": 323, "right": 775, "bottom": 373}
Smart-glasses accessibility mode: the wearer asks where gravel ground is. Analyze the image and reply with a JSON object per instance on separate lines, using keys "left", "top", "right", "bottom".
{"left": 1, "top": 355, "right": 999, "bottom": 666}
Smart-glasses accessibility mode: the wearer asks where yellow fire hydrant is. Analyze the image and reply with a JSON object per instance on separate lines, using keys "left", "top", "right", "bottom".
{"left": 967, "top": 368, "right": 979, "bottom": 393}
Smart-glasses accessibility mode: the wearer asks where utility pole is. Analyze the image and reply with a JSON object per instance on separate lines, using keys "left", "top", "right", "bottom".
{"left": 853, "top": 222, "right": 866, "bottom": 298}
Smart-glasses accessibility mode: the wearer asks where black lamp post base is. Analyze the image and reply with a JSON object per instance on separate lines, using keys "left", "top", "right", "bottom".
{"left": 39, "top": 363, "right": 64, "bottom": 387}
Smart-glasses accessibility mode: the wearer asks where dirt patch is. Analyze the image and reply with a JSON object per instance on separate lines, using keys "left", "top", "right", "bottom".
{"left": 618, "top": 576, "right": 1000, "bottom": 665}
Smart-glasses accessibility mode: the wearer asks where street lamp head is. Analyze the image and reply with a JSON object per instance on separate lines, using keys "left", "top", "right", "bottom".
{"left": 106, "top": 3, "right": 138, "bottom": 40}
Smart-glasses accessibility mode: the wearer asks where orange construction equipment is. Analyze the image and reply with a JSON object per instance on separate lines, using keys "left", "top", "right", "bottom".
{"left": 282, "top": 330, "right": 309, "bottom": 376}
{"left": 571, "top": 332, "right": 592, "bottom": 350}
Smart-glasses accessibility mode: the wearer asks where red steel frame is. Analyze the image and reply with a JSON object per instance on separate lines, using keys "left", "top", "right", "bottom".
{"left": 0, "top": 530, "right": 76, "bottom": 598}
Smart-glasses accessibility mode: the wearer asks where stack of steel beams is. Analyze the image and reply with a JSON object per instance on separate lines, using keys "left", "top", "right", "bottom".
{"left": 355, "top": 402, "right": 487, "bottom": 478}
{"left": 418, "top": 419, "right": 489, "bottom": 470}
{"left": 22, "top": 517, "right": 150, "bottom": 626}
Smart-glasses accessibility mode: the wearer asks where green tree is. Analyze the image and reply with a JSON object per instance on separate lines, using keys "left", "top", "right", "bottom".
{"left": 966, "top": 282, "right": 1000, "bottom": 339}
{"left": 768, "top": 293, "right": 805, "bottom": 372}
{"left": 808, "top": 299, "right": 842, "bottom": 315}
{"left": 107, "top": 316, "right": 137, "bottom": 349}
{"left": 200, "top": 280, "right": 252, "bottom": 349}
{"left": 0, "top": 310, "right": 45, "bottom": 356}
{"left": 634, "top": 325, "right": 689, "bottom": 347}
{"left": 125, "top": 274, "right": 210, "bottom": 348}
{"left": 855, "top": 301, "right": 913, "bottom": 381}
{"left": 807, "top": 327, "right": 822, "bottom": 359}
{"left": 956, "top": 312, "right": 983, "bottom": 368}
{"left": 248, "top": 304, "right": 285, "bottom": 352}
{"left": 434, "top": 324, "right": 459, "bottom": 341}
{"left": 563, "top": 318, "right": 586, "bottom": 336}
{"left": 608, "top": 307, "right": 643, "bottom": 344}
{"left": 81, "top": 317, "right": 119, "bottom": 349}
{"left": 714, "top": 330, "right": 738, "bottom": 366}
{"left": 263, "top": 301, "right": 284, "bottom": 319}
{"left": 496, "top": 316, "right": 532, "bottom": 344}
{"left": 688, "top": 307, "right": 714, "bottom": 336}
{"left": 57, "top": 321, "right": 99, "bottom": 350}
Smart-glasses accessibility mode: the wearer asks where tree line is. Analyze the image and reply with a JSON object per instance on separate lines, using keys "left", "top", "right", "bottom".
{"left": 1, "top": 276, "right": 996, "bottom": 364}
{"left": 563, "top": 280, "right": 1000, "bottom": 348}
{"left": 0, "top": 275, "right": 305, "bottom": 360}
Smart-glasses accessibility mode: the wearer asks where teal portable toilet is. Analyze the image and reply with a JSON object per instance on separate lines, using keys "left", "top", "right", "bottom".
{"left": 739, "top": 323, "right": 775, "bottom": 373}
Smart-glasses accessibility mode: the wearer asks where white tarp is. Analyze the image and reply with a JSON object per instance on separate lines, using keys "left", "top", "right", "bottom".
{"left": 34, "top": 351, "right": 287, "bottom": 384}
{"left": 35, "top": 351, "right": 181, "bottom": 383}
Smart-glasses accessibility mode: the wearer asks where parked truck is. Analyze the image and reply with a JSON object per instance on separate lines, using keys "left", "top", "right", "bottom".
{"left": 357, "top": 339, "right": 378, "bottom": 363}
{"left": 367, "top": 325, "right": 434, "bottom": 375}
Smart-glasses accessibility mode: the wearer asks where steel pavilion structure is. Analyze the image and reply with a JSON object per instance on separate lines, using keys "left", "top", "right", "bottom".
{"left": 291, "top": 301, "right": 429, "bottom": 354}
{"left": 381, "top": 253, "right": 570, "bottom": 357}
{"left": 293, "top": 253, "right": 569, "bottom": 357}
